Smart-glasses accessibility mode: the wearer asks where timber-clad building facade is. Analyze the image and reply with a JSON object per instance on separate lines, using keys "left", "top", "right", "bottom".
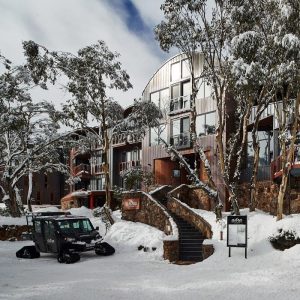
{"left": 66, "top": 53, "right": 299, "bottom": 213}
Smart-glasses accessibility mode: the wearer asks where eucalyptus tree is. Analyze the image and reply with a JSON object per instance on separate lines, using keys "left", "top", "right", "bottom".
{"left": 0, "top": 59, "right": 70, "bottom": 216}
{"left": 269, "top": 0, "right": 300, "bottom": 220}
{"left": 155, "top": 0, "right": 240, "bottom": 216}
{"left": 227, "top": 0, "right": 277, "bottom": 211}
{"left": 23, "top": 41, "right": 162, "bottom": 220}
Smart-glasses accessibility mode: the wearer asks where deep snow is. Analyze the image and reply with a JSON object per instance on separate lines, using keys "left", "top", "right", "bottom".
{"left": 0, "top": 208, "right": 300, "bottom": 300}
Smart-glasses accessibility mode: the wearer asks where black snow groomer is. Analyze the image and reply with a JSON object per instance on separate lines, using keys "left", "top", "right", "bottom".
{"left": 16, "top": 212, "right": 115, "bottom": 264}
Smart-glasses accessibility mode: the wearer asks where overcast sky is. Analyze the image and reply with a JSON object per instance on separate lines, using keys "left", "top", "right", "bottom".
{"left": 0, "top": 0, "right": 175, "bottom": 108}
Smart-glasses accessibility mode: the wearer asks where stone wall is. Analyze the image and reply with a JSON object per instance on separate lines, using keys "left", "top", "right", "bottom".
{"left": 202, "top": 244, "right": 214, "bottom": 260}
{"left": 0, "top": 225, "right": 30, "bottom": 241}
{"left": 238, "top": 181, "right": 300, "bottom": 215}
{"left": 167, "top": 197, "right": 212, "bottom": 239}
{"left": 163, "top": 240, "right": 179, "bottom": 262}
{"left": 122, "top": 191, "right": 180, "bottom": 262}
{"left": 122, "top": 191, "right": 174, "bottom": 236}
{"left": 150, "top": 185, "right": 173, "bottom": 206}
{"left": 168, "top": 184, "right": 214, "bottom": 211}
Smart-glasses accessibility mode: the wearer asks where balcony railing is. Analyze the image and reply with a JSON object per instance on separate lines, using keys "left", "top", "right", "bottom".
{"left": 112, "top": 133, "right": 141, "bottom": 145}
{"left": 250, "top": 102, "right": 275, "bottom": 124}
{"left": 93, "top": 164, "right": 106, "bottom": 175}
{"left": 170, "top": 132, "right": 191, "bottom": 149}
{"left": 271, "top": 146, "right": 300, "bottom": 179}
{"left": 240, "top": 165, "right": 271, "bottom": 182}
{"left": 73, "top": 164, "right": 91, "bottom": 177}
{"left": 170, "top": 95, "right": 191, "bottom": 113}
{"left": 119, "top": 160, "right": 141, "bottom": 172}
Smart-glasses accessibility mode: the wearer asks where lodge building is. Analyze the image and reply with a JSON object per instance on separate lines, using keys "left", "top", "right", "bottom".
{"left": 62, "top": 53, "right": 300, "bottom": 213}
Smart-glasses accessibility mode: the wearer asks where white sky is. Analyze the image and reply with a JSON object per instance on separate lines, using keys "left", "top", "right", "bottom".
{"left": 0, "top": 0, "right": 171, "bottom": 108}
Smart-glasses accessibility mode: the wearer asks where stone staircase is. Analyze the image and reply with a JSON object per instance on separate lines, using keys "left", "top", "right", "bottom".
{"left": 150, "top": 187, "right": 205, "bottom": 262}
{"left": 171, "top": 213, "right": 204, "bottom": 262}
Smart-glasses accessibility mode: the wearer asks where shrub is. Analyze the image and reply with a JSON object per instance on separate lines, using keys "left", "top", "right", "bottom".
{"left": 269, "top": 229, "right": 300, "bottom": 250}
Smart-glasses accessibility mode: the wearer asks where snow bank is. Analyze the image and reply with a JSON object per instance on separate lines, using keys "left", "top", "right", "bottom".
{"left": 68, "top": 206, "right": 93, "bottom": 218}
{"left": 105, "top": 219, "right": 165, "bottom": 260}
{"left": 34, "top": 206, "right": 60, "bottom": 213}
{"left": 0, "top": 216, "right": 27, "bottom": 226}
{"left": 270, "top": 214, "right": 300, "bottom": 239}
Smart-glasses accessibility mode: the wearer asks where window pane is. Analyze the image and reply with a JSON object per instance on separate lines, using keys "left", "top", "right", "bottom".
{"left": 182, "top": 59, "right": 190, "bottom": 78}
{"left": 196, "top": 115, "right": 205, "bottom": 136}
{"left": 159, "top": 125, "right": 167, "bottom": 143}
{"left": 172, "top": 119, "right": 181, "bottom": 136}
{"left": 150, "top": 127, "right": 159, "bottom": 145}
{"left": 34, "top": 221, "right": 42, "bottom": 233}
{"left": 150, "top": 91, "right": 160, "bottom": 108}
{"left": 171, "top": 62, "right": 180, "bottom": 82}
{"left": 182, "top": 81, "right": 191, "bottom": 96}
{"left": 160, "top": 88, "right": 169, "bottom": 102}
{"left": 182, "top": 117, "right": 190, "bottom": 133}
{"left": 160, "top": 88, "right": 169, "bottom": 110}
{"left": 206, "top": 112, "right": 216, "bottom": 135}
{"left": 171, "top": 84, "right": 180, "bottom": 99}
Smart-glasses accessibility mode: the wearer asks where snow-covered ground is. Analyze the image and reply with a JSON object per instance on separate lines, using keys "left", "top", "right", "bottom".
{"left": 0, "top": 208, "right": 300, "bottom": 300}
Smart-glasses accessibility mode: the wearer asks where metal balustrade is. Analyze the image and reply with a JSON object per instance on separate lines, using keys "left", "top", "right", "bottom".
{"left": 170, "top": 95, "right": 191, "bottom": 113}
{"left": 73, "top": 164, "right": 91, "bottom": 176}
{"left": 119, "top": 160, "right": 141, "bottom": 172}
{"left": 112, "top": 133, "right": 141, "bottom": 145}
{"left": 170, "top": 132, "right": 191, "bottom": 149}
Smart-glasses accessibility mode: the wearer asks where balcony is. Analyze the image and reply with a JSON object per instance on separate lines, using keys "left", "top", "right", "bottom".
{"left": 119, "top": 160, "right": 141, "bottom": 172}
{"left": 73, "top": 164, "right": 91, "bottom": 179}
{"left": 170, "top": 132, "right": 191, "bottom": 149}
{"left": 93, "top": 164, "right": 106, "bottom": 175}
{"left": 112, "top": 133, "right": 141, "bottom": 146}
{"left": 271, "top": 146, "right": 300, "bottom": 180}
{"left": 169, "top": 95, "right": 191, "bottom": 114}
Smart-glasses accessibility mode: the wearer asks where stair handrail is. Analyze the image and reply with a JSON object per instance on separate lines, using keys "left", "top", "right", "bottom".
{"left": 140, "top": 192, "right": 179, "bottom": 239}
{"left": 167, "top": 191, "right": 213, "bottom": 239}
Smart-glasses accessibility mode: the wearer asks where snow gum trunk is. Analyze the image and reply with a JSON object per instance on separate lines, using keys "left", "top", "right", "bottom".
{"left": 277, "top": 93, "right": 300, "bottom": 220}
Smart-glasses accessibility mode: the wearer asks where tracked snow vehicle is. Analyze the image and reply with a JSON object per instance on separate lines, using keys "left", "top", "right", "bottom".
{"left": 16, "top": 212, "right": 115, "bottom": 263}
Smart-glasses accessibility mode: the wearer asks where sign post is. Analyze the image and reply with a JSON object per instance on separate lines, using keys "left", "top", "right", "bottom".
{"left": 227, "top": 215, "right": 247, "bottom": 259}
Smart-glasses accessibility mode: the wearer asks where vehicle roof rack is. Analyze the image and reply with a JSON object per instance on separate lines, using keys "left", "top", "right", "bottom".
{"left": 27, "top": 212, "right": 71, "bottom": 217}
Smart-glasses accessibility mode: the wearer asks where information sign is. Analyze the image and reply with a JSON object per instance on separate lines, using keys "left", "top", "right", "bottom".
{"left": 227, "top": 215, "right": 247, "bottom": 258}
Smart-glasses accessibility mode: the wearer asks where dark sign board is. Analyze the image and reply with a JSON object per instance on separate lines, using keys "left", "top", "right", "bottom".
{"left": 227, "top": 215, "right": 247, "bottom": 258}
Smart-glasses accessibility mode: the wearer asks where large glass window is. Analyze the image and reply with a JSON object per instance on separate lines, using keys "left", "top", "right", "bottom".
{"left": 197, "top": 80, "right": 211, "bottom": 99}
{"left": 171, "top": 62, "right": 181, "bottom": 82}
{"left": 196, "top": 112, "right": 216, "bottom": 136}
{"left": 150, "top": 91, "right": 160, "bottom": 108}
{"left": 170, "top": 81, "right": 191, "bottom": 112}
{"left": 150, "top": 89, "right": 169, "bottom": 113}
{"left": 171, "top": 117, "right": 190, "bottom": 148}
{"left": 150, "top": 125, "right": 167, "bottom": 146}
{"left": 182, "top": 81, "right": 191, "bottom": 96}
{"left": 247, "top": 131, "right": 274, "bottom": 167}
{"left": 182, "top": 59, "right": 190, "bottom": 78}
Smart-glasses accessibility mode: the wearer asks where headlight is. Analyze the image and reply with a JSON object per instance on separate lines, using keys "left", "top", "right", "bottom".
{"left": 65, "top": 237, "right": 76, "bottom": 242}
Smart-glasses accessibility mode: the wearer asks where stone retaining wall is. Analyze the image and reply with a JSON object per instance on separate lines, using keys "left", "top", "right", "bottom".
{"left": 122, "top": 191, "right": 174, "bottom": 236}
{"left": 163, "top": 240, "right": 179, "bottom": 262}
{"left": 167, "top": 197, "right": 212, "bottom": 239}
{"left": 202, "top": 244, "right": 214, "bottom": 260}
{"left": 168, "top": 184, "right": 214, "bottom": 211}
{"left": 238, "top": 181, "right": 300, "bottom": 215}
{"left": 0, "top": 225, "right": 30, "bottom": 241}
